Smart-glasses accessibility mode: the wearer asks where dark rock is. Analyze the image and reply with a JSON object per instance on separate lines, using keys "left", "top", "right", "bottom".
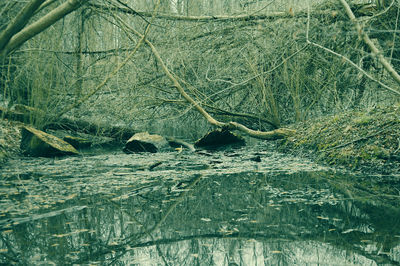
{"left": 123, "top": 132, "right": 169, "bottom": 153}
{"left": 194, "top": 129, "right": 245, "bottom": 149}
{"left": 20, "top": 126, "right": 79, "bottom": 157}
{"left": 63, "top": 135, "right": 92, "bottom": 149}
{"left": 250, "top": 155, "right": 262, "bottom": 162}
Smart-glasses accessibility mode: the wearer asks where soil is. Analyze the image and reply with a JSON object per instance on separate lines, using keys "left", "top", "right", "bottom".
{"left": 1, "top": 104, "right": 400, "bottom": 175}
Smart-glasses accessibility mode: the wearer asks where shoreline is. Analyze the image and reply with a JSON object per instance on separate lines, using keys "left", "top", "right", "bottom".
{"left": 278, "top": 105, "right": 400, "bottom": 176}
{"left": 0, "top": 119, "right": 21, "bottom": 166}
{"left": 1, "top": 105, "right": 399, "bottom": 175}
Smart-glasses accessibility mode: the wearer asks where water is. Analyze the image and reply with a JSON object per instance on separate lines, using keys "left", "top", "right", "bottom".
{"left": 0, "top": 143, "right": 399, "bottom": 265}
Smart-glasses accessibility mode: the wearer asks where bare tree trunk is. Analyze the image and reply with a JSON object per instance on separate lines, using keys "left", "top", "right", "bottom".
{"left": 0, "top": 0, "right": 82, "bottom": 61}
{"left": 75, "top": 9, "right": 85, "bottom": 101}
{"left": 0, "top": 0, "right": 46, "bottom": 51}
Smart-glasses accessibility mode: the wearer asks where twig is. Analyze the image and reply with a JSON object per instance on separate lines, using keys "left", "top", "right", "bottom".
{"left": 115, "top": 15, "right": 295, "bottom": 139}
{"left": 389, "top": 3, "right": 400, "bottom": 64}
{"left": 52, "top": 0, "right": 161, "bottom": 120}
{"left": 325, "top": 123, "right": 394, "bottom": 151}
{"left": 339, "top": 0, "right": 400, "bottom": 91}
{"left": 206, "top": 45, "right": 309, "bottom": 101}
{"left": 395, "top": 138, "right": 400, "bottom": 153}
{"left": 358, "top": 0, "right": 396, "bottom": 22}
{"left": 306, "top": 4, "right": 400, "bottom": 97}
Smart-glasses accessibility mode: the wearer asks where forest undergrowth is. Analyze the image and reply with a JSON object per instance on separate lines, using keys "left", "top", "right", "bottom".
{"left": 279, "top": 104, "right": 400, "bottom": 175}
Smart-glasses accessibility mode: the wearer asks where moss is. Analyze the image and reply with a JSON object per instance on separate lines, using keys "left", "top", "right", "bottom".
{"left": 278, "top": 105, "right": 400, "bottom": 175}
{"left": 353, "top": 115, "right": 373, "bottom": 126}
{"left": 331, "top": 115, "right": 340, "bottom": 123}
{"left": 362, "top": 145, "right": 390, "bottom": 160}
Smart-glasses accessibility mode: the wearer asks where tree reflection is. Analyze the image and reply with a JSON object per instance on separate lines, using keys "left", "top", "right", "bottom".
{"left": 1, "top": 155, "right": 399, "bottom": 265}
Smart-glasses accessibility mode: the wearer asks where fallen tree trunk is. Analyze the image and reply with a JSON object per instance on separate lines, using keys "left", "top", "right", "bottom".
{"left": 45, "top": 117, "right": 136, "bottom": 142}
{"left": 114, "top": 16, "right": 295, "bottom": 140}
{"left": 1, "top": 105, "right": 137, "bottom": 142}
{"left": 90, "top": 3, "right": 339, "bottom": 22}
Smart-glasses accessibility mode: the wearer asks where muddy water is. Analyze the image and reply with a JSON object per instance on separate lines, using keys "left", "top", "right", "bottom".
{"left": 0, "top": 143, "right": 399, "bottom": 265}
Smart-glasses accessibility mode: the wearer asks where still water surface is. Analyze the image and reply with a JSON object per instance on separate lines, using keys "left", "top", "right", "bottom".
{"left": 0, "top": 143, "right": 399, "bottom": 265}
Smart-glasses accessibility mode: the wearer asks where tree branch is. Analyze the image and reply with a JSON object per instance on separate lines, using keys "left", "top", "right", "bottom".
{"left": 339, "top": 0, "right": 400, "bottom": 91}
{"left": 52, "top": 0, "right": 162, "bottom": 121}
{"left": 306, "top": 4, "right": 400, "bottom": 97}
{"left": 115, "top": 15, "right": 295, "bottom": 140}
{"left": 89, "top": 3, "right": 337, "bottom": 22}
{"left": 0, "top": 0, "right": 46, "bottom": 51}
{"left": 0, "top": 0, "right": 83, "bottom": 60}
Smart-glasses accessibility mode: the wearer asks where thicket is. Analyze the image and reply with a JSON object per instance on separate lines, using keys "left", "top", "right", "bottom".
{"left": 0, "top": 0, "right": 399, "bottom": 139}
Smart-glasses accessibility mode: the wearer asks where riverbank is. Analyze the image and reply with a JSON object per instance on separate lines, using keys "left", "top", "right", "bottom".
{"left": 278, "top": 104, "right": 400, "bottom": 175}
{"left": 0, "top": 119, "right": 21, "bottom": 165}
{"left": 1, "top": 105, "right": 400, "bottom": 175}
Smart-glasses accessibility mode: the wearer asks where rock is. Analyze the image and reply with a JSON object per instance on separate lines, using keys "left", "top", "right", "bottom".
{"left": 20, "top": 126, "right": 79, "bottom": 157}
{"left": 194, "top": 129, "right": 245, "bottom": 149}
{"left": 123, "top": 132, "right": 169, "bottom": 153}
{"left": 63, "top": 135, "right": 92, "bottom": 149}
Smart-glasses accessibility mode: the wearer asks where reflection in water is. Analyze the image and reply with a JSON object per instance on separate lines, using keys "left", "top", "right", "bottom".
{"left": 0, "top": 144, "right": 399, "bottom": 265}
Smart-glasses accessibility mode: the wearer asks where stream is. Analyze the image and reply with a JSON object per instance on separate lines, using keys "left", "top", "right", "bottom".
{"left": 0, "top": 142, "right": 400, "bottom": 265}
